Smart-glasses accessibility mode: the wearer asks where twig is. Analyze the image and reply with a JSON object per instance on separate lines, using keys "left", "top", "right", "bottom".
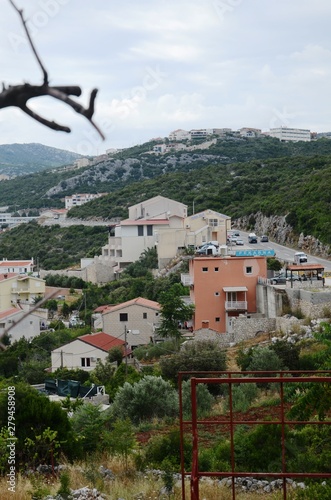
{"left": 1, "top": 0, "right": 105, "bottom": 139}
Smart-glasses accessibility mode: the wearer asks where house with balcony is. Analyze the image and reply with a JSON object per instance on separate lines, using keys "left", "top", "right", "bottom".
{"left": 184, "top": 209, "right": 231, "bottom": 249}
{"left": 101, "top": 297, "right": 161, "bottom": 349}
{"left": 181, "top": 254, "right": 267, "bottom": 334}
{"left": 0, "top": 273, "right": 46, "bottom": 312}
{"left": 101, "top": 195, "right": 188, "bottom": 270}
{"left": 51, "top": 332, "right": 127, "bottom": 372}
{"left": 101, "top": 196, "right": 231, "bottom": 271}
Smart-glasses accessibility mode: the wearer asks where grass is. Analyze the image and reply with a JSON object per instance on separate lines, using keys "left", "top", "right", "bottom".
{"left": 0, "top": 468, "right": 293, "bottom": 500}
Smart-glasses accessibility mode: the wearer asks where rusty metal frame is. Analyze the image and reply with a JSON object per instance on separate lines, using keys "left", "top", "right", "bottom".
{"left": 178, "top": 370, "right": 331, "bottom": 500}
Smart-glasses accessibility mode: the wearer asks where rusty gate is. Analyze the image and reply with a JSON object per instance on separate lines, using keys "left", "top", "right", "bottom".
{"left": 178, "top": 370, "right": 331, "bottom": 500}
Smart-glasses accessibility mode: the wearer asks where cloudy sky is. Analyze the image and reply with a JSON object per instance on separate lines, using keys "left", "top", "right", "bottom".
{"left": 1, "top": 0, "right": 331, "bottom": 155}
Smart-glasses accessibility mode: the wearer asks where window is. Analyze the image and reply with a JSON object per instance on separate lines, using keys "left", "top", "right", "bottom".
{"left": 215, "top": 317, "right": 220, "bottom": 322}
{"left": 214, "top": 267, "right": 219, "bottom": 272}
{"left": 246, "top": 266, "right": 253, "bottom": 274}
{"left": 147, "top": 225, "right": 153, "bottom": 236}
{"left": 81, "top": 358, "right": 91, "bottom": 367}
{"left": 119, "top": 313, "right": 128, "bottom": 322}
{"left": 202, "top": 267, "right": 208, "bottom": 272}
{"left": 143, "top": 312, "right": 147, "bottom": 319}
{"left": 138, "top": 226, "right": 144, "bottom": 236}
{"left": 208, "top": 218, "right": 218, "bottom": 227}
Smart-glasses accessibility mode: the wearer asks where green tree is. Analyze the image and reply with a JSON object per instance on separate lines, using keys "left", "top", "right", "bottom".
{"left": 108, "top": 418, "right": 136, "bottom": 470}
{"left": 71, "top": 404, "right": 107, "bottom": 455}
{"left": 157, "top": 283, "right": 194, "bottom": 343}
{"left": 181, "top": 379, "right": 214, "bottom": 419}
{"left": 160, "top": 340, "right": 227, "bottom": 384}
{"left": 0, "top": 382, "right": 75, "bottom": 467}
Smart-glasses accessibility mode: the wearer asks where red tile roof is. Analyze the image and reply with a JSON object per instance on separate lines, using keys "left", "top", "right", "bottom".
{"left": 0, "top": 261, "right": 33, "bottom": 267}
{"left": 78, "top": 332, "right": 125, "bottom": 352}
{"left": 0, "top": 273, "right": 19, "bottom": 281}
{"left": 103, "top": 297, "right": 160, "bottom": 314}
{"left": 0, "top": 308, "right": 21, "bottom": 320}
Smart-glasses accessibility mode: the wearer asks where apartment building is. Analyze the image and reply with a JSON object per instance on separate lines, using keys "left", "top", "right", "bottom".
{"left": 182, "top": 255, "right": 267, "bottom": 334}
{"left": 101, "top": 196, "right": 231, "bottom": 271}
{"left": 268, "top": 127, "right": 311, "bottom": 142}
{"left": 0, "top": 272, "right": 46, "bottom": 312}
{"left": 65, "top": 193, "right": 107, "bottom": 210}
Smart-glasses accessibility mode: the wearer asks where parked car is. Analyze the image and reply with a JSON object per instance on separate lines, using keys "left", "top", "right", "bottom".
{"left": 271, "top": 273, "right": 300, "bottom": 285}
{"left": 235, "top": 238, "right": 244, "bottom": 245}
{"left": 196, "top": 243, "right": 219, "bottom": 255}
{"left": 260, "top": 235, "right": 269, "bottom": 242}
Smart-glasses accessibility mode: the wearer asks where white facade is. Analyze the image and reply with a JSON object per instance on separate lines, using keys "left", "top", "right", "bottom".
{"left": 0, "top": 259, "right": 35, "bottom": 275}
{"left": 268, "top": 127, "right": 311, "bottom": 142}
{"left": 0, "top": 307, "right": 42, "bottom": 342}
{"left": 65, "top": 193, "right": 107, "bottom": 210}
{"left": 101, "top": 197, "right": 232, "bottom": 271}
{"left": 102, "top": 297, "right": 161, "bottom": 348}
{"left": 168, "top": 129, "right": 190, "bottom": 141}
{"left": 51, "top": 333, "right": 126, "bottom": 372}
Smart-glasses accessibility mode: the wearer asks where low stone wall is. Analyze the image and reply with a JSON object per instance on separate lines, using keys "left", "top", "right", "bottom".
{"left": 286, "top": 288, "right": 331, "bottom": 318}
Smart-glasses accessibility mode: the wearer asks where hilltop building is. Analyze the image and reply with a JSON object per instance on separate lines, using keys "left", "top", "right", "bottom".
{"left": 65, "top": 193, "right": 108, "bottom": 210}
{"left": 267, "top": 127, "right": 311, "bottom": 142}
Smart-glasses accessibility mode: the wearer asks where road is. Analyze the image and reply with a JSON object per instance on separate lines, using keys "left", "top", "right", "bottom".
{"left": 229, "top": 230, "right": 331, "bottom": 272}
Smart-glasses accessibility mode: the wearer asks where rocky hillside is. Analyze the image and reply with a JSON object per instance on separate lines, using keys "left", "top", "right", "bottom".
{"left": 235, "top": 212, "right": 331, "bottom": 257}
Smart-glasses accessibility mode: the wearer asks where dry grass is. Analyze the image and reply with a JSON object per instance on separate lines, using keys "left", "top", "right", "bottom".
{"left": 0, "top": 461, "right": 297, "bottom": 500}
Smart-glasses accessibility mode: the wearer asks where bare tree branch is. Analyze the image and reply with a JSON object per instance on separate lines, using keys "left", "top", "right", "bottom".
{"left": 2, "top": 0, "right": 105, "bottom": 139}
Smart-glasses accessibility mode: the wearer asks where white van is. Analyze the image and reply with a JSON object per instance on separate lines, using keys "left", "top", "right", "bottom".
{"left": 294, "top": 252, "right": 308, "bottom": 264}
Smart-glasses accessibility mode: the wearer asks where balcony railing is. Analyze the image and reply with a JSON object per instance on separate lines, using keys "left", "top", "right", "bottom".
{"left": 225, "top": 301, "right": 247, "bottom": 310}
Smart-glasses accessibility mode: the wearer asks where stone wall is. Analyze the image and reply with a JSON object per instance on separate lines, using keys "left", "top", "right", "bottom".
{"left": 286, "top": 288, "right": 331, "bottom": 318}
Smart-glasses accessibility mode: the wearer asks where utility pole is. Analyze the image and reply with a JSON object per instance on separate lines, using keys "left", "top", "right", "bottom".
{"left": 124, "top": 325, "right": 128, "bottom": 380}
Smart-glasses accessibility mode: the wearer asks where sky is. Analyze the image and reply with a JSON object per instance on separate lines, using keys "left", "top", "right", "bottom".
{"left": 1, "top": 0, "right": 331, "bottom": 156}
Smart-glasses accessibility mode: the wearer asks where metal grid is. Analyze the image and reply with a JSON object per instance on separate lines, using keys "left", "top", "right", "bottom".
{"left": 178, "top": 370, "right": 331, "bottom": 500}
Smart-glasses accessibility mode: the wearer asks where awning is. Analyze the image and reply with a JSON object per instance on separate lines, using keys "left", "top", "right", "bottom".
{"left": 223, "top": 286, "right": 248, "bottom": 292}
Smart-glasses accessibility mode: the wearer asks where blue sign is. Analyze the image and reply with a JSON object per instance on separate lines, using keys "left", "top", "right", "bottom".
{"left": 235, "top": 249, "right": 275, "bottom": 257}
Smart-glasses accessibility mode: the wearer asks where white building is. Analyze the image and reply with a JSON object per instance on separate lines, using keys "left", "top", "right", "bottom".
{"left": 168, "top": 129, "right": 191, "bottom": 141}
{"left": 268, "top": 127, "right": 311, "bottom": 142}
{"left": 239, "top": 127, "right": 262, "bottom": 138}
{"left": 100, "top": 196, "right": 231, "bottom": 271}
{"left": 0, "top": 307, "right": 43, "bottom": 343}
{"left": 0, "top": 259, "right": 35, "bottom": 275}
{"left": 189, "top": 129, "right": 214, "bottom": 140}
{"left": 65, "top": 193, "right": 108, "bottom": 210}
{"left": 101, "top": 297, "right": 161, "bottom": 349}
{"left": 51, "top": 332, "right": 127, "bottom": 372}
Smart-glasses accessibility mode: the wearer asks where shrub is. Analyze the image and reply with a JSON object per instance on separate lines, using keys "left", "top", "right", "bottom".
{"left": 224, "top": 382, "right": 258, "bottom": 413}
{"left": 181, "top": 379, "right": 214, "bottom": 419}
{"left": 110, "top": 376, "right": 179, "bottom": 424}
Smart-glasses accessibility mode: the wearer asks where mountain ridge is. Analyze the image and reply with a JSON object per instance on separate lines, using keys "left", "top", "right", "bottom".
{"left": 0, "top": 142, "right": 84, "bottom": 176}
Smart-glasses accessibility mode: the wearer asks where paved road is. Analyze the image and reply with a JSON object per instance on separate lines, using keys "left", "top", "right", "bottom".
{"left": 230, "top": 230, "right": 331, "bottom": 272}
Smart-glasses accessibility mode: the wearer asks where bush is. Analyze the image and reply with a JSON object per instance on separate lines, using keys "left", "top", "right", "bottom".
{"left": 140, "top": 430, "right": 192, "bottom": 470}
{"left": 224, "top": 382, "right": 258, "bottom": 413}
{"left": 110, "top": 376, "right": 179, "bottom": 424}
{"left": 181, "top": 379, "right": 214, "bottom": 419}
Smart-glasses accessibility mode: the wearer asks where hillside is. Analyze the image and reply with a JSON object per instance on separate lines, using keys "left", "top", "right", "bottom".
{"left": 68, "top": 154, "right": 331, "bottom": 246}
{"left": 1, "top": 135, "right": 331, "bottom": 210}
{"left": 0, "top": 143, "right": 83, "bottom": 176}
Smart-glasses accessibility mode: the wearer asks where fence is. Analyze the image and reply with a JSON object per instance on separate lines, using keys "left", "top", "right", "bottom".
{"left": 178, "top": 370, "right": 331, "bottom": 500}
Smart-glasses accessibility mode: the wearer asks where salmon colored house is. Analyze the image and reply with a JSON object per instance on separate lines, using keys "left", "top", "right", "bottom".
{"left": 183, "top": 255, "right": 267, "bottom": 333}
